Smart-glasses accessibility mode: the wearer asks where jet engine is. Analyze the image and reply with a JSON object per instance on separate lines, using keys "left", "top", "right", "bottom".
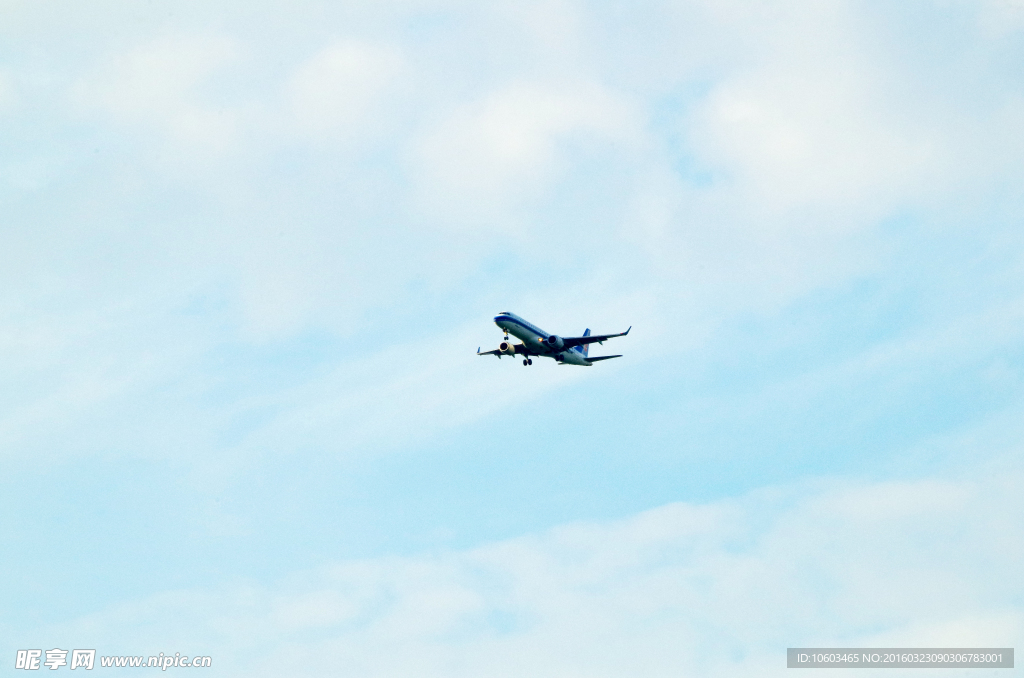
{"left": 545, "top": 335, "right": 565, "bottom": 351}
{"left": 499, "top": 341, "right": 516, "bottom": 355}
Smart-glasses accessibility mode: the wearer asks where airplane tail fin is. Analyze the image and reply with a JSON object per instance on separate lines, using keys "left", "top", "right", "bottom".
{"left": 581, "top": 328, "right": 591, "bottom": 357}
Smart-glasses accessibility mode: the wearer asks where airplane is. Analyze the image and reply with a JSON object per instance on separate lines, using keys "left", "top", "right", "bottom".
{"left": 477, "top": 311, "right": 630, "bottom": 366}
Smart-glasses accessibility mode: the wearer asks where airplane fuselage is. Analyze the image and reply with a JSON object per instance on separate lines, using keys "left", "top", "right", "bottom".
{"left": 493, "top": 312, "right": 592, "bottom": 365}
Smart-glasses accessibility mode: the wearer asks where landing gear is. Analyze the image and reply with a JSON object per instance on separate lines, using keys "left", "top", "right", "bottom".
{"left": 522, "top": 358, "right": 533, "bottom": 366}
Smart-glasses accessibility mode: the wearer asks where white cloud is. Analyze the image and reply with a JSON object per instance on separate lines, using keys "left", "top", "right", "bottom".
{"left": 216, "top": 319, "right": 595, "bottom": 461}
{"left": 610, "top": 0, "right": 1024, "bottom": 315}
{"left": 34, "top": 471, "right": 1023, "bottom": 676}
{"left": 691, "top": 68, "right": 941, "bottom": 217}
{"left": 979, "top": 0, "right": 1024, "bottom": 36}
{"left": 74, "top": 35, "right": 240, "bottom": 150}
{"left": 288, "top": 41, "right": 404, "bottom": 141}
{"left": 0, "top": 296, "right": 217, "bottom": 464}
{"left": 410, "top": 82, "right": 637, "bottom": 226}
{"left": 2, "top": 0, "right": 1021, "bottom": 471}
{"left": 4, "top": 7, "right": 1024, "bottom": 671}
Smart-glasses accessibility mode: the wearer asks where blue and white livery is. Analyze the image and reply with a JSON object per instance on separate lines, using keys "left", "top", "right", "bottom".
{"left": 477, "top": 312, "right": 631, "bottom": 366}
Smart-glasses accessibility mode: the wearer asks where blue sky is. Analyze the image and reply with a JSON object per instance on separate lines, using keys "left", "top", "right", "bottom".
{"left": 2, "top": 0, "right": 1023, "bottom": 675}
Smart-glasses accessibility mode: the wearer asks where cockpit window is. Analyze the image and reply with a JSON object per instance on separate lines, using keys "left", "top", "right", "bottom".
{"left": 499, "top": 311, "right": 511, "bottom": 315}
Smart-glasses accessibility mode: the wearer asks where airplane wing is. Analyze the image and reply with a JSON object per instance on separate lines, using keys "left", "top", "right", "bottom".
{"left": 559, "top": 326, "right": 631, "bottom": 350}
{"left": 477, "top": 344, "right": 533, "bottom": 357}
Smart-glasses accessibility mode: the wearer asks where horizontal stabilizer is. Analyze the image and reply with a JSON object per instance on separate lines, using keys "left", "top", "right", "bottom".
{"left": 586, "top": 355, "right": 622, "bottom": 362}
